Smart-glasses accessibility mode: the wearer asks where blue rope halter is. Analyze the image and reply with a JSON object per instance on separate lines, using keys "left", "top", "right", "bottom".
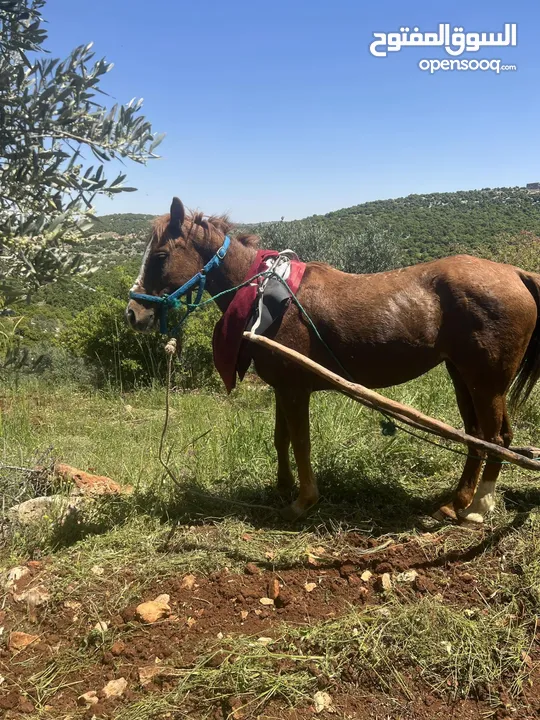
{"left": 129, "top": 235, "right": 231, "bottom": 335}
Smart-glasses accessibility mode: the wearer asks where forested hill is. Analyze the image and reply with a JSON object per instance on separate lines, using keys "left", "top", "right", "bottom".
{"left": 91, "top": 187, "right": 540, "bottom": 264}
{"left": 91, "top": 213, "right": 155, "bottom": 236}
{"left": 278, "top": 187, "right": 540, "bottom": 263}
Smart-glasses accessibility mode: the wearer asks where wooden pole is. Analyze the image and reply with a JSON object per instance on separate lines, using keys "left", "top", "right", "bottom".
{"left": 243, "top": 332, "right": 540, "bottom": 473}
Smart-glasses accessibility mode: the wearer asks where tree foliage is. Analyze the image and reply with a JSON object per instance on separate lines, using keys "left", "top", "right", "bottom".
{"left": 257, "top": 219, "right": 402, "bottom": 274}
{"left": 0, "top": 0, "right": 163, "bottom": 299}
{"left": 250, "top": 187, "right": 540, "bottom": 267}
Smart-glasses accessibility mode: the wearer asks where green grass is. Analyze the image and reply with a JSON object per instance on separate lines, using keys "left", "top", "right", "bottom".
{"left": 1, "top": 369, "right": 540, "bottom": 718}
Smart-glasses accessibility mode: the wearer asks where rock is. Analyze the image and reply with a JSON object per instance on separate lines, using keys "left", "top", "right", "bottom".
{"left": 379, "top": 573, "right": 392, "bottom": 592}
{"left": 360, "top": 570, "right": 373, "bottom": 582}
{"left": 180, "top": 574, "right": 196, "bottom": 590}
{"left": 77, "top": 691, "right": 99, "bottom": 708}
{"left": 111, "top": 640, "right": 125, "bottom": 656}
{"left": 19, "top": 586, "right": 49, "bottom": 623}
{"left": 257, "top": 637, "right": 274, "bottom": 645}
{"left": 240, "top": 610, "right": 249, "bottom": 621}
{"left": 91, "top": 565, "right": 104, "bottom": 576}
{"left": 136, "top": 597, "right": 171, "bottom": 623}
{"left": 154, "top": 593, "right": 170, "bottom": 605}
{"left": 313, "top": 690, "right": 335, "bottom": 714}
{"left": 259, "top": 597, "right": 274, "bottom": 606}
{"left": 4, "top": 566, "right": 30, "bottom": 590}
{"left": 304, "top": 582, "right": 317, "bottom": 593}
{"left": 459, "top": 572, "right": 475, "bottom": 584}
{"left": 9, "top": 631, "right": 39, "bottom": 651}
{"left": 396, "top": 570, "right": 419, "bottom": 583}
{"left": 13, "top": 584, "right": 49, "bottom": 605}
{"left": 54, "top": 463, "right": 133, "bottom": 496}
{"left": 268, "top": 578, "right": 280, "bottom": 600}
{"left": 138, "top": 665, "right": 182, "bottom": 686}
{"left": 138, "top": 665, "right": 163, "bottom": 686}
{"left": 7, "top": 496, "right": 82, "bottom": 527}
{"left": 244, "top": 563, "right": 260, "bottom": 576}
{"left": 102, "top": 677, "right": 127, "bottom": 699}
{"left": 93, "top": 621, "right": 108, "bottom": 633}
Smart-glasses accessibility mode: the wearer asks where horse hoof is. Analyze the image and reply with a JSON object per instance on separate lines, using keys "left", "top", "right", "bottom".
{"left": 433, "top": 504, "right": 458, "bottom": 523}
{"left": 457, "top": 509, "right": 485, "bottom": 526}
{"left": 280, "top": 502, "right": 303, "bottom": 523}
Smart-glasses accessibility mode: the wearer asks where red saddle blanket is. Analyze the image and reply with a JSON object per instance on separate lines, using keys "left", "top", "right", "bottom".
{"left": 212, "top": 250, "right": 306, "bottom": 393}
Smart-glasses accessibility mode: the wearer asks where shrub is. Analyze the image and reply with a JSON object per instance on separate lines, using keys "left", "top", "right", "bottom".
{"left": 176, "top": 304, "right": 221, "bottom": 390}
{"left": 60, "top": 299, "right": 167, "bottom": 390}
{"left": 61, "top": 298, "right": 222, "bottom": 391}
{"left": 257, "top": 220, "right": 402, "bottom": 273}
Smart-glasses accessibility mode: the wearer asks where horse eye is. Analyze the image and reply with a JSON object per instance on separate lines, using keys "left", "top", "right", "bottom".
{"left": 154, "top": 253, "right": 168, "bottom": 261}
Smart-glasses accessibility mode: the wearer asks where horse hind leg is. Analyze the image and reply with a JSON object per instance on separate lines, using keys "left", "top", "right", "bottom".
{"left": 436, "top": 362, "right": 483, "bottom": 521}
{"left": 278, "top": 388, "right": 319, "bottom": 520}
{"left": 274, "top": 391, "right": 295, "bottom": 498}
{"left": 458, "top": 395, "right": 510, "bottom": 524}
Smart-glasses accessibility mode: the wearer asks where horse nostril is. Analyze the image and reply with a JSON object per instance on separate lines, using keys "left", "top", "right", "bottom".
{"left": 126, "top": 308, "right": 136, "bottom": 327}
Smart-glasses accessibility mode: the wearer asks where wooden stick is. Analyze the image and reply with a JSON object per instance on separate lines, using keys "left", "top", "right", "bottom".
{"left": 243, "top": 332, "right": 540, "bottom": 473}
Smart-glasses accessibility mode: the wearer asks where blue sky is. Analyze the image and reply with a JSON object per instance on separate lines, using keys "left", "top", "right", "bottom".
{"left": 43, "top": 0, "right": 538, "bottom": 222}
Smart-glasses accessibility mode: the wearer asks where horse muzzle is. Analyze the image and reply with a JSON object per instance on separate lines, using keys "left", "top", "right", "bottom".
{"left": 125, "top": 300, "right": 158, "bottom": 332}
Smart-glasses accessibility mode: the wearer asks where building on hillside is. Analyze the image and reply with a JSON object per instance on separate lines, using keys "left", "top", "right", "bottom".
{"left": 526, "top": 182, "right": 540, "bottom": 191}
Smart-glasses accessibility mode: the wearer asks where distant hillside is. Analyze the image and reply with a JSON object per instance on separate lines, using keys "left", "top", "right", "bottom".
{"left": 258, "top": 187, "right": 540, "bottom": 264}
{"left": 89, "top": 187, "right": 540, "bottom": 266}
{"left": 91, "top": 213, "right": 155, "bottom": 236}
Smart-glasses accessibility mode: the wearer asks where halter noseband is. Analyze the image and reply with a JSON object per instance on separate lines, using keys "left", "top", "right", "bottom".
{"left": 129, "top": 235, "right": 231, "bottom": 335}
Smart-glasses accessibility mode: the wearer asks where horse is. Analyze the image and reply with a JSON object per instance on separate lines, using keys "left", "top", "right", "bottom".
{"left": 126, "top": 196, "right": 540, "bottom": 524}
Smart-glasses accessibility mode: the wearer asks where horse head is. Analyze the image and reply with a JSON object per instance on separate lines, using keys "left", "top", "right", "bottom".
{"left": 126, "top": 197, "right": 257, "bottom": 331}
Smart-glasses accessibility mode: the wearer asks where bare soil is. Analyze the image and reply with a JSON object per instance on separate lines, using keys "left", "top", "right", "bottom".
{"left": 1, "top": 528, "right": 539, "bottom": 719}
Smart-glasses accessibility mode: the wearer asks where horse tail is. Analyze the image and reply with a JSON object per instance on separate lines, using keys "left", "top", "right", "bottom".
{"left": 509, "top": 272, "right": 540, "bottom": 410}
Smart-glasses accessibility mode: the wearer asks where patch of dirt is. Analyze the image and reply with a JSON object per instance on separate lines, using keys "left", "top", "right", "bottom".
{"left": 0, "top": 529, "right": 538, "bottom": 719}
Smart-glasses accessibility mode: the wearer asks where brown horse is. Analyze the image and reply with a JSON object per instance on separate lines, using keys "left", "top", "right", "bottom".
{"left": 126, "top": 197, "right": 540, "bottom": 524}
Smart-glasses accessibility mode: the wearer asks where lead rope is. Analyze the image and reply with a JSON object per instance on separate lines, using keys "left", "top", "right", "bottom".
{"left": 159, "top": 338, "right": 179, "bottom": 489}
{"left": 159, "top": 340, "right": 276, "bottom": 523}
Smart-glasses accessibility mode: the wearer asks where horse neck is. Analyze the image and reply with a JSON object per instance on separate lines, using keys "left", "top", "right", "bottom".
{"left": 205, "top": 239, "right": 259, "bottom": 312}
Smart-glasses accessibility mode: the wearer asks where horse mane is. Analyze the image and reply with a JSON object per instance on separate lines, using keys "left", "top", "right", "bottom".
{"left": 152, "top": 210, "right": 259, "bottom": 248}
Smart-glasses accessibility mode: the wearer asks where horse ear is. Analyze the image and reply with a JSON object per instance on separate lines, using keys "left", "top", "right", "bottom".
{"left": 169, "top": 196, "right": 185, "bottom": 237}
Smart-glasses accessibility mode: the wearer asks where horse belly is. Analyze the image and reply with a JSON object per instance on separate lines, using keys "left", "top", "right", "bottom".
{"left": 346, "top": 342, "right": 442, "bottom": 389}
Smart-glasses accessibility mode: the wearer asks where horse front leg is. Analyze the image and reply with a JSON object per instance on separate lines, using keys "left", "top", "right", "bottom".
{"left": 278, "top": 388, "right": 319, "bottom": 520}
{"left": 274, "top": 391, "right": 295, "bottom": 498}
